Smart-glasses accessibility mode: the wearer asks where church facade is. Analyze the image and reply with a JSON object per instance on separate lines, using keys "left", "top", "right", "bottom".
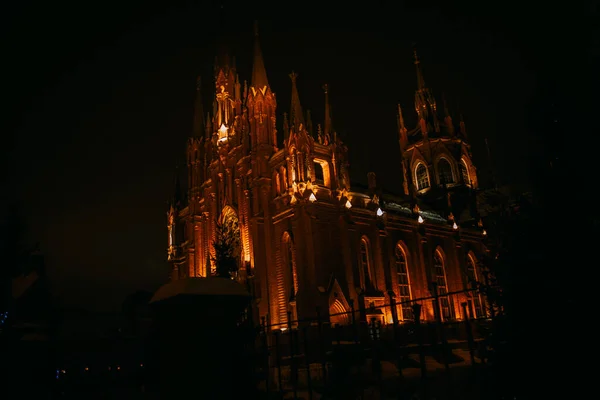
{"left": 167, "top": 26, "right": 489, "bottom": 328}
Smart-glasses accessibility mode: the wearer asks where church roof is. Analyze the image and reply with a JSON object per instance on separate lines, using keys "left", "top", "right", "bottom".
{"left": 150, "top": 277, "right": 251, "bottom": 304}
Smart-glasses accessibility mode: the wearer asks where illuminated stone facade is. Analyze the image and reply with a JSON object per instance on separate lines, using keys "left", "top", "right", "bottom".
{"left": 167, "top": 26, "right": 489, "bottom": 327}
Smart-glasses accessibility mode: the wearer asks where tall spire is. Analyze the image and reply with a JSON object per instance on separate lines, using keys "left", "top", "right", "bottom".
{"left": 414, "top": 49, "right": 426, "bottom": 91}
{"left": 289, "top": 71, "right": 305, "bottom": 131}
{"left": 251, "top": 21, "right": 269, "bottom": 91}
{"left": 306, "top": 109, "right": 314, "bottom": 137}
{"left": 323, "top": 84, "right": 332, "bottom": 137}
{"left": 192, "top": 76, "right": 205, "bottom": 137}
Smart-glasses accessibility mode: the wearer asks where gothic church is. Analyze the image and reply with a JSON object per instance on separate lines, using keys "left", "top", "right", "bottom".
{"left": 166, "top": 25, "right": 488, "bottom": 328}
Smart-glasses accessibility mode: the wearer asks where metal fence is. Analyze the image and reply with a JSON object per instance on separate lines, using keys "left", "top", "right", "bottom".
{"left": 252, "top": 287, "right": 500, "bottom": 399}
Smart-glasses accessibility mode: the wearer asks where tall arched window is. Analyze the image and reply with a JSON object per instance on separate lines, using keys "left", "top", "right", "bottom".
{"left": 415, "top": 163, "right": 430, "bottom": 190}
{"left": 273, "top": 172, "right": 281, "bottom": 196}
{"left": 459, "top": 159, "right": 470, "bottom": 185}
{"left": 282, "top": 233, "right": 298, "bottom": 301}
{"left": 359, "top": 237, "right": 373, "bottom": 289}
{"left": 278, "top": 232, "right": 298, "bottom": 327}
{"left": 438, "top": 158, "right": 455, "bottom": 185}
{"left": 466, "top": 254, "right": 485, "bottom": 318}
{"left": 395, "top": 244, "right": 413, "bottom": 321}
{"left": 433, "top": 250, "right": 454, "bottom": 320}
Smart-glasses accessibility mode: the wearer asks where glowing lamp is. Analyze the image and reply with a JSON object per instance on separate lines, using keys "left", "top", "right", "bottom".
{"left": 453, "top": 222, "right": 458, "bottom": 230}
{"left": 218, "top": 123, "right": 229, "bottom": 142}
{"left": 309, "top": 193, "right": 317, "bottom": 202}
{"left": 482, "top": 229, "right": 487, "bottom": 236}
{"left": 418, "top": 215, "right": 424, "bottom": 224}
{"left": 376, "top": 207, "right": 384, "bottom": 216}
{"left": 345, "top": 199, "right": 352, "bottom": 209}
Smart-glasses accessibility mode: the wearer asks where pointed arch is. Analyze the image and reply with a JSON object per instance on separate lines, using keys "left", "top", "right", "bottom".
{"left": 414, "top": 162, "right": 430, "bottom": 191}
{"left": 329, "top": 300, "right": 350, "bottom": 326}
{"left": 275, "top": 231, "right": 298, "bottom": 328}
{"left": 459, "top": 157, "right": 471, "bottom": 186}
{"left": 280, "top": 166, "right": 288, "bottom": 191}
{"left": 395, "top": 241, "right": 414, "bottom": 321}
{"left": 433, "top": 247, "right": 455, "bottom": 321}
{"left": 359, "top": 236, "right": 374, "bottom": 290}
{"left": 273, "top": 171, "right": 280, "bottom": 196}
{"left": 437, "top": 157, "right": 455, "bottom": 185}
{"left": 466, "top": 251, "right": 485, "bottom": 318}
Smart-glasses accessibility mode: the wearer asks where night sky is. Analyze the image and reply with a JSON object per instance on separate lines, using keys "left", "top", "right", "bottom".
{"left": 3, "top": 1, "right": 587, "bottom": 312}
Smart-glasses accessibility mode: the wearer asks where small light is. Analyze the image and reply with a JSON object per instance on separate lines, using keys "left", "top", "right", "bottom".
{"left": 482, "top": 229, "right": 487, "bottom": 236}
{"left": 117, "top": 366, "right": 120, "bottom": 370}
{"left": 309, "top": 193, "right": 317, "bottom": 202}
{"left": 418, "top": 215, "right": 424, "bottom": 224}
{"left": 345, "top": 200, "right": 352, "bottom": 209}
{"left": 376, "top": 208, "right": 383, "bottom": 216}
{"left": 140, "top": 363, "right": 144, "bottom": 367}
{"left": 84, "top": 367, "right": 89, "bottom": 371}
{"left": 453, "top": 222, "right": 458, "bottom": 230}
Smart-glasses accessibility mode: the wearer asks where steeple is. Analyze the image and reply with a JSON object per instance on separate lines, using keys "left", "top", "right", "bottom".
{"left": 192, "top": 76, "right": 205, "bottom": 137}
{"left": 413, "top": 48, "right": 440, "bottom": 134}
{"left": 306, "top": 109, "right": 314, "bottom": 138}
{"left": 398, "top": 104, "right": 410, "bottom": 196}
{"left": 397, "top": 104, "right": 408, "bottom": 152}
{"left": 251, "top": 21, "right": 269, "bottom": 92}
{"left": 414, "top": 49, "right": 426, "bottom": 92}
{"left": 323, "top": 84, "right": 332, "bottom": 138}
{"left": 246, "top": 21, "right": 277, "bottom": 153}
{"left": 289, "top": 71, "right": 305, "bottom": 132}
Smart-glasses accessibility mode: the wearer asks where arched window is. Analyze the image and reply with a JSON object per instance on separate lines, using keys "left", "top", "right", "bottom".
{"left": 438, "top": 158, "right": 455, "bottom": 185}
{"left": 395, "top": 244, "right": 413, "bottom": 321}
{"left": 282, "top": 233, "right": 298, "bottom": 301}
{"left": 433, "top": 250, "right": 454, "bottom": 321}
{"left": 415, "top": 163, "right": 430, "bottom": 190}
{"left": 280, "top": 167, "right": 288, "bottom": 191}
{"left": 466, "top": 254, "right": 485, "bottom": 318}
{"left": 278, "top": 232, "right": 298, "bottom": 327}
{"left": 274, "top": 172, "right": 281, "bottom": 196}
{"left": 459, "top": 159, "right": 470, "bottom": 185}
{"left": 359, "top": 237, "right": 373, "bottom": 289}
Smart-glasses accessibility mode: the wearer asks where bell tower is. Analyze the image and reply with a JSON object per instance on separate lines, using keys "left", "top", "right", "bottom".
{"left": 398, "top": 49, "right": 480, "bottom": 225}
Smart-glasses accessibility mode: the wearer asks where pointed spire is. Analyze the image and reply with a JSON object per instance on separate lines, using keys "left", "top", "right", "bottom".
{"left": 283, "top": 112, "right": 289, "bottom": 141}
{"left": 192, "top": 76, "right": 205, "bottom": 137}
{"left": 323, "top": 84, "right": 332, "bottom": 137}
{"left": 289, "top": 71, "right": 305, "bottom": 131}
{"left": 414, "top": 48, "right": 426, "bottom": 91}
{"left": 397, "top": 104, "right": 406, "bottom": 132}
{"left": 443, "top": 93, "right": 454, "bottom": 136}
{"left": 306, "top": 109, "right": 314, "bottom": 138}
{"left": 251, "top": 21, "right": 269, "bottom": 91}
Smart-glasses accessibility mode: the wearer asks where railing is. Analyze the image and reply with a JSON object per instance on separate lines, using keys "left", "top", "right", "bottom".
{"left": 252, "top": 287, "right": 500, "bottom": 398}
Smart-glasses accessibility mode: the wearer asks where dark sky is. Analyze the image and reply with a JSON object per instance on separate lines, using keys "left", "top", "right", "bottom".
{"left": 2, "top": 1, "right": 590, "bottom": 311}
